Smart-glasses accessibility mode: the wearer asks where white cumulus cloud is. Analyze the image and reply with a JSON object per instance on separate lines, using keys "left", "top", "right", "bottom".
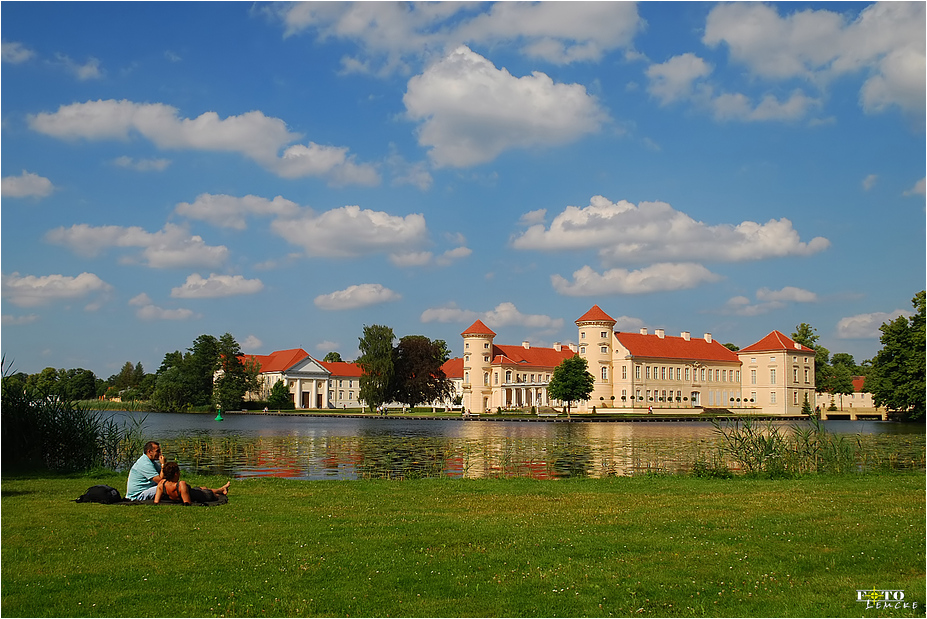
{"left": 703, "top": 2, "right": 926, "bottom": 117}
{"left": 404, "top": 46, "right": 609, "bottom": 167}
{"left": 272, "top": 204, "right": 427, "bottom": 258}
{"left": 836, "top": 309, "right": 913, "bottom": 339}
{"left": 28, "top": 99, "right": 379, "bottom": 185}
{"left": 129, "top": 292, "right": 198, "bottom": 321}
{"left": 2, "top": 272, "right": 112, "bottom": 308}
{"left": 420, "top": 301, "right": 563, "bottom": 331}
{"left": 720, "top": 286, "right": 818, "bottom": 316}
{"left": 513, "top": 195, "right": 830, "bottom": 265}
{"left": 45, "top": 223, "right": 228, "bottom": 269}
{"left": 112, "top": 156, "right": 171, "bottom": 172}
{"left": 170, "top": 273, "right": 264, "bottom": 299}
{"left": 2, "top": 41, "right": 35, "bottom": 64}
{"left": 314, "top": 283, "right": 401, "bottom": 310}
{"left": 2, "top": 170, "right": 54, "bottom": 198}
{"left": 174, "top": 193, "right": 300, "bottom": 230}
{"left": 551, "top": 263, "right": 723, "bottom": 297}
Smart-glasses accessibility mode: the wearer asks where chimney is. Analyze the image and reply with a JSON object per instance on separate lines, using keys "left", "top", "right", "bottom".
{"left": 553, "top": 342, "right": 561, "bottom": 352}
{"left": 569, "top": 343, "right": 578, "bottom": 353}
{"left": 640, "top": 328, "right": 648, "bottom": 335}
{"left": 681, "top": 331, "right": 691, "bottom": 341}
{"left": 704, "top": 333, "right": 712, "bottom": 344}
{"left": 522, "top": 341, "right": 530, "bottom": 349}
{"left": 794, "top": 342, "right": 802, "bottom": 350}
{"left": 655, "top": 328, "right": 665, "bottom": 339}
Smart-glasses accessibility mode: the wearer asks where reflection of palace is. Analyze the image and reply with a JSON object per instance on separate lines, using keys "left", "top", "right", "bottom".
{"left": 461, "top": 305, "right": 819, "bottom": 417}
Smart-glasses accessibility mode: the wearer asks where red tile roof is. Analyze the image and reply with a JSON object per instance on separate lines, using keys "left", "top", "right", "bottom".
{"left": 320, "top": 361, "right": 363, "bottom": 378}
{"left": 852, "top": 376, "right": 866, "bottom": 392}
{"left": 614, "top": 332, "right": 739, "bottom": 363}
{"left": 575, "top": 304, "right": 616, "bottom": 324}
{"left": 442, "top": 357, "right": 464, "bottom": 379}
{"left": 462, "top": 319, "right": 496, "bottom": 337}
{"left": 243, "top": 348, "right": 311, "bottom": 373}
{"left": 492, "top": 344, "right": 575, "bottom": 368}
{"left": 740, "top": 330, "right": 814, "bottom": 353}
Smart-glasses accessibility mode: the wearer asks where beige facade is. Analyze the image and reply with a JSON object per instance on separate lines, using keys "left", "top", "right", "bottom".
{"left": 462, "top": 304, "right": 820, "bottom": 417}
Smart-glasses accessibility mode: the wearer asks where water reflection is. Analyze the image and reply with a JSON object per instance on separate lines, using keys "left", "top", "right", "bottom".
{"left": 109, "top": 412, "right": 925, "bottom": 480}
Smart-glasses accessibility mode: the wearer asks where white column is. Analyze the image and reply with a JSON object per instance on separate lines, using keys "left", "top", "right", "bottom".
{"left": 296, "top": 378, "right": 303, "bottom": 409}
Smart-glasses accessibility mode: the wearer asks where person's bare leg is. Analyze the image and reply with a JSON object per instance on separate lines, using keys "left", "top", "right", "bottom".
{"left": 206, "top": 481, "right": 231, "bottom": 495}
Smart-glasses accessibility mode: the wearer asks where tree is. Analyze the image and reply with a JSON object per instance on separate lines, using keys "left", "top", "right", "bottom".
{"left": 792, "top": 323, "right": 830, "bottom": 393}
{"left": 187, "top": 335, "right": 219, "bottom": 406}
{"left": 723, "top": 342, "right": 740, "bottom": 351}
{"left": 391, "top": 335, "right": 454, "bottom": 410}
{"left": 267, "top": 379, "right": 293, "bottom": 409}
{"left": 827, "top": 364, "right": 856, "bottom": 410}
{"left": 356, "top": 324, "right": 395, "bottom": 413}
{"left": 151, "top": 366, "right": 193, "bottom": 413}
{"left": 864, "top": 291, "right": 925, "bottom": 420}
{"left": 323, "top": 352, "right": 344, "bottom": 363}
{"left": 214, "top": 333, "right": 247, "bottom": 411}
{"left": 546, "top": 355, "right": 595, "bottom": 417}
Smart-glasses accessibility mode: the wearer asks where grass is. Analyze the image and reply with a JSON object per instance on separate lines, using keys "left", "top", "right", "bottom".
{"left": 2, "top": 472, "right": 924, "bottom": 617}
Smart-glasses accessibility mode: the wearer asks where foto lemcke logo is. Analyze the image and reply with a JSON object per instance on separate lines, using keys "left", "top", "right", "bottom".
{"left": 857, "top": 589, "right": 917, "bottom": 610}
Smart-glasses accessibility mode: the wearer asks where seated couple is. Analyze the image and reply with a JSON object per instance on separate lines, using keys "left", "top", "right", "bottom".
{"left": 126, "top": 441, "right": 229, "bottom": 504}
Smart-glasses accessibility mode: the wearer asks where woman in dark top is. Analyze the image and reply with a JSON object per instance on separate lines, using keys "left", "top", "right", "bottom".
{"left": 154, "top": 461, "right": 230, "bottom": 505}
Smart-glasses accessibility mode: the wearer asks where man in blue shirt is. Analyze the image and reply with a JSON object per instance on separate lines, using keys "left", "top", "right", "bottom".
{"left": 126, "top": 441, "right": 165, "bottom": 500}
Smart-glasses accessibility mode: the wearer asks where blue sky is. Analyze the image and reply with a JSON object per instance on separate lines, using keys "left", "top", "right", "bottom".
{"left": 2, "top": 1, "right": 924, "bottom": 379}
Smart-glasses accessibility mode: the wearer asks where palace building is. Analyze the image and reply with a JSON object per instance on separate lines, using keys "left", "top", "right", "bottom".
{"left": 461, "top": 305, "right": 817, "bottom": 416}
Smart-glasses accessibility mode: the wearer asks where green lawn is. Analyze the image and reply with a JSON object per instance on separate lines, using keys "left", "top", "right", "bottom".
{"left": 2, "top": 472, "right": 924, "bottom": 617}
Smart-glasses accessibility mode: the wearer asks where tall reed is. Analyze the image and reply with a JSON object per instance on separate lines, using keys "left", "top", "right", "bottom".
{"left": 711, "top": 416, "right": 859, "bottom": 476}
{"left": 1, "top": 359, "right": 145, "bottom": 473}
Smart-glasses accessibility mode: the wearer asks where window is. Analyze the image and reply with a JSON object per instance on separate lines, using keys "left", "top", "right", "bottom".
{"left": 793, "top": 368, "right": 798, "bottom": 382}
{"left": 635, "top": 389, "right": 641, "bottom": 401}
{"left": 770, "top": 369, "right": 777, "bottom": 384}
{"left": 770, "top": 356, "right": 776, "bottom": 363}
{"left": 751, "top": 391, "right": 756, "bottom": 403}
{"left": 464, "top": 371, "right": 469, "bottom": 383}
{"left": 715, "top": 369, "right": 721, "bottom": 382}
{"left": 622, "top": 365, "right": 628, "bottom": 380}
{"left": 751, "top": 369, "right": 756, "bottom": 385}
{"left": 580, "top": 346, "right": 586, "bottom": 354}
{"left": 601, "top": 331, "right": 608, "bottom": 338}
{"left": 804, "top": 368, "right": 809, "bottom": 383}
{"left": 494, "top": 373, "right": 499, "bottom": 385}
{"left": 661, "top": 390, "right": 667, "bottom": 401}
{"left": 600, "top": 346, "right": 608, "bottom": 354}
{"left": 484, "top": 355, "right": 490, "bottom": 363}
{"left": 601, "top": 366, "right": 608, "bottom": 381}
{"left": 722, "top": 370, "right": 727, "bottom": 382}
{"left": 735, "top": 371, "right": 740, "bottom": 383}
{"left": 685, "top": 367, "right": 690, "bottom": 381}
{"left": 484, "top": 342, "right": 490, "bottom": 349}
{"left": 707, "top": 369, "right": 712, "bottom": 382}
{"left": 339, "top": 390, "right": 344, "bottom": 400}
{"left": 676, "top": 367, "right": 681, "bottom": 380}
{"left": 581, "top": 332, "right": 586, "bottom": 339}
{"left": 770, "top": 391, "right": 777, "bottom": 404}
{"left": 465, "top": 342, "right": 470, "bottom": 349}
{"left": 661, "top": 367, "right": 666, "bottom": 380}
{"left": 505, "top": 371, "right": 512, "bottom": 382}
{"left": 646, "top": 366, "right": 651, "bottom": 379}
{"left": 635, "top": 365, "right": 641, "bottom": 379}
{"left": 349, "top": 391, "right": 354, "bottom": 400}
{"left": 793, "top": 391, "right": 799, "bottom": 405}
{"left": 700, "top": 368, "right": 706, "bottom": 381}
{"left": 530, "top": 374, "right": 535, "bottom": 382}
{"left": 484, "top": 373, "right": 489, "bottom": 386}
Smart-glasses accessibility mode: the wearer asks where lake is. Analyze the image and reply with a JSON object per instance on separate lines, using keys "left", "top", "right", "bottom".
{"left": 110, "top": 412, "right": 925, "bottom": 480}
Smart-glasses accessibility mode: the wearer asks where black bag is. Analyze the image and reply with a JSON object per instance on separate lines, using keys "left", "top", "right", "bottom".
{"left": 75, "top": 484, "right": 122, "bottom": 504}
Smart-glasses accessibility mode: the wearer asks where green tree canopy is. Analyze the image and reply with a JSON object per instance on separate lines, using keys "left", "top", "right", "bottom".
{"left": 267, "top": 379, "right": 293, "bottom": 409}
{"left": 357, "top": 324, "right": 395, "bottom": 413}
{"left": 391, "top": 335, "right": 454, "bottom": 409}
{"left": 864, "top": 291, "right": 925, "bottom": 420}
{"left": 323, "top": 352, "right": 344, "bottom": 363}
{"left": 791, "top": 323, "right": 830, "bottom": 393}
{"left": 546, "top": 355, "right": 595, "bottom": 416}
{"left": 214, "top": 333, "right": 247, "bottom": 411}
{"left": 188, "top": 335, "right": 219, "bottom": 406}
